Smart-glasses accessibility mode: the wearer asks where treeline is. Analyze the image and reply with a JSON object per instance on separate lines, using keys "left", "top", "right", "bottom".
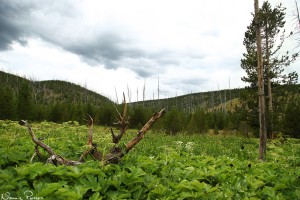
{"left": 0, "top": 71, "right": 114, "bottom": 124}
{"left": 131, "top": 88, "right": 242, "bottom": 113}
{"left": 131, "top": 88, "right": 300, "bottom": 138}
{"left": 0, "top": 71, "right": 299, "bottom": 138}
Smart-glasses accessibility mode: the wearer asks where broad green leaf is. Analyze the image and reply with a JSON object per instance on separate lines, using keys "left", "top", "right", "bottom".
{"left": 89, "top": 192, "right": 101, "bottom": 200}
{"left": 36, "top": 181, "right": 67, "bottom": 197}
{"left": 149, "top": 184, "right": 168, "bottom": 195}
{"left": 79, "top": 175, "right": 101, "bottom": 192}
{"left": 262, "top": 186, "right": 276, "bottom": 198}
{"left": 66, "top": 166, "right": 82, "bottom": 178}
{"left": 55, "top": 187, "right": 83, "bottom": 200}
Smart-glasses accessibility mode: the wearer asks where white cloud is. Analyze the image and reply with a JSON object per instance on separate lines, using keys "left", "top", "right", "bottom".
{"left": 0, "top": 0, "right": 299, "bottom": 102}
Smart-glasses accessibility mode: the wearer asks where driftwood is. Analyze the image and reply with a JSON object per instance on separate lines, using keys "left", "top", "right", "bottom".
{"left": 19, "top": 96, "right": 166, "bottom": 165}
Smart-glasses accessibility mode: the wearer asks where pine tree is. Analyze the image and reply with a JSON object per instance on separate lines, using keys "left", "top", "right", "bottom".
{"left": 186, "top": 114, "right": 198, "bottom": 134}
{"left": 130, "top": 105, "right": 147, "bottom": 129}
{"left": 241, "top": 1, "right": 298, "bottom": 141}
{"left": 193, "top": 107, "right": 208, "bottom": 133}
{"left": 242, "top": 2, "right": 298, "bottom": 88}
{"left": 17, "top": 81, "right": 33, "bottom": 120}
{"left": 0, "top": 86, "right": 16, "bottom": 120}
{"left": 164, "top": 108, "right": 183, "bottom": 135}
{"left": 255, "top": 0, "right": 267, "bottom": 161}
{"left": 284, "top": 96, "right": 300, "bottom": 138}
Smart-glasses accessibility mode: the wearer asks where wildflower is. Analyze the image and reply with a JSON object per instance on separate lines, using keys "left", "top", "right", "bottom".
{"left": 185, "top": 142, "right": 194, "bottom": 152}
{"left": 176, "top": 141, "right": 183, "bottom": 146}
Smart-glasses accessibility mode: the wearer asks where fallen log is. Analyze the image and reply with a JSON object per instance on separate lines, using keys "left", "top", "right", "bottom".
{"left": 20, "top": 96, "right": 165, "bottom": 165}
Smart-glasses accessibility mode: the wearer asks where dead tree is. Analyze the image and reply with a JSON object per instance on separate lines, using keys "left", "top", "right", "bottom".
{"left": 254, "top": 0, "right": 267, "bottom": 161}
{"left": 19, "top": 95, "right": 166, "bottom": 166}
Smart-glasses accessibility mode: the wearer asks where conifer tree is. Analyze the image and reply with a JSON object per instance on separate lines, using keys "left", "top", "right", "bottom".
{"left": 0, "top": 86, "right": 16, "bottom": 120}
{"left": 241, "top": 1, "right": 298, "bottom": 141}
{"left": 164, "top": 108, "right": 183, "bottom": 135}
{"left": 17, "top": 81, "right": 33, "bottom": 120}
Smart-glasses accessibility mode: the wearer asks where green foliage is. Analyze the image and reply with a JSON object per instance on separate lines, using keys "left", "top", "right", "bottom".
{"left": 129, "top": 105, "right": 149, "bottom": 129}
{"left": 241, "top": 1, "right": 297, "bottom": 86}
{"left": 0, "top": 70, "right": 299, "bottom": 137}
{"left": 0, "top": 121, "right": 299, "bottom": 199}
{"left": 187, "top": 107, "right": 208, "bottom": 134}
{"left": 17, "top": 81, "right": 33, "bottom": 120}
{"left": 240, "top": 1, "right": 299, "bottom": 137}
{"left": 0, "top": 86, "right": 16, "bottom": 120}
{"left": 284, "top": 96, "right": 300, "bottom": 138}
{"left": 0, "top": 70, "right": 114, "bottom": 124}
{"left": 164, "top": 108, "right": 184, "bottom": 135}
{"left": 98, "top": 104, "right": 115, "bottom": 126}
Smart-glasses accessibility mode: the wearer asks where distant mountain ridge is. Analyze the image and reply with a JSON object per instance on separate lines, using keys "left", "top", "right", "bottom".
{"left": 1, "top": 70, "right": 299, "bottom": 136}
{"left": 130, "top": 88, "right": 242, "bottom": 113}
{"left": 1, "top": 70, "right": 299, "bottom": 113}
{"left": 0, "top": 70, "right": 112, "bottom": 106}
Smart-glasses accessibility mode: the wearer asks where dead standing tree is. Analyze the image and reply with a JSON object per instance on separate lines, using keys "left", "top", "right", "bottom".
{"left": 19, "top": 95, "right": 166, "bottom": 166}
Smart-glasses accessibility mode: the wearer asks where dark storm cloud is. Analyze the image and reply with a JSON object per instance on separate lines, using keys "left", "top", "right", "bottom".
{"left": 0, "top": 0, "right": 157, "bottom": 76}
{"left": 0, "top": 1, "right": 32, "bottom": 50}
{"left": 0, "top": 0, "right": 78, "bottom": 50}
{"left": 0, "top": 0, "right": 208, "bottom": 79}
{"left": 65, "top": 33, "right": 146, "bottom": 70}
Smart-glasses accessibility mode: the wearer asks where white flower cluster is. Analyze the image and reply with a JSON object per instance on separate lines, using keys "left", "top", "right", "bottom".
{"left": 175, "top": 141, "right": 183, "bottom": 147}
{"left": 185, "top": 142, "right": 194, "bottom": 152}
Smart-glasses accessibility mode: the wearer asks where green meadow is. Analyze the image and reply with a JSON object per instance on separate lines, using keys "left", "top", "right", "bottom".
{"left": 0, "top": 120, "right": 299, "bottom": 199}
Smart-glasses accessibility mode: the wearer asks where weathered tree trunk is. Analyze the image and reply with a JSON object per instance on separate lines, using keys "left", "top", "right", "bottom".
{"left": 20, "top": 97, "right": 166, "bottom": 165}
{"left": 255, "top": 0, "right": 267, "bottom": 161}
{"left": 105, "top": 108, "right": 166, "bottom": 163}
{"left": 266, "top": 32, "right": 273, "bottom": 140}
{"left": 296, "top": 1, "right": 300, "bottom": 28}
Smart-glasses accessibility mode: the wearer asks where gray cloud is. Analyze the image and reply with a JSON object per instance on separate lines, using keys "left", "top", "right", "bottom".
{"left": 164, "top": 76, "right": 208, "bottom": 88}
{"left": 0, "top": 0, "right": 210, "bottom": 80}
{"left": 1, "top": 0, "right": 297, "bottom": 101}
{"left": 158, "top": 76, "right": 209, "bottom": 98}
{"left": 0, "top": 1, "right": 30, "bottom": 50}
{"left": 0, "top": 0, "right": 258, "bottom": 94}
{"left": 0, "top": 0, "right": 172, "bottom": 78}
{"left": 0, "top": 0, "right": 79, "bottom": 49}
{"left": 65, "top": 33, "right": 146, "bottom": 69}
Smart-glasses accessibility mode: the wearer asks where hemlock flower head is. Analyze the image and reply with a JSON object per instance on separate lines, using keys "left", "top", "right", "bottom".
{"left": 185, "top": 142, "right": 194, "bottom": 152}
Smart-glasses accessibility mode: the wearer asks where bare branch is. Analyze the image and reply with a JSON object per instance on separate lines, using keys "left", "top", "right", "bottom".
{"left": 112, "top": 93, "right": 129, "bottom": 144}
{"left": 122, "top": 93, "right": 127, "bottom": 122}
{"left": 104, "top": 108, "right": 166, "bottom": 163}
{"left": 20, "top": 104, "right": 166, "bottom": 166}
{"left": 20, "top": 120, "right": 82, "bottom": 166}
{"left": 126, "top": 108, "right": 166, "bottom": 152}
{"left": 114, "top": 86, "right": 119, "bottom": 104}
{"left": 78, "top": 145, "right": 93, "bottom": 162}
{"left": 79, "top": 115, "right": 103, "bottom": 162}
{"left": 296, "top": 1, "right": 300, "bottom": 27}
{"left": 47, "top": 155, "right": 81, "bottom": 166}
{"left": 19, "top": 120, "right": 55, "bottom": 156}
{"left": 30, "top": 152, "right": 37, "bottom": 163}
{"left": 87, "top": 114, "right": 93, "bottom": 145}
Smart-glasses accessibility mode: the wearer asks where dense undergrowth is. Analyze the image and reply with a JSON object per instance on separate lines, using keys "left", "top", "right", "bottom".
{"left": 0, "top": 120, "right": 299, "bottom": 199}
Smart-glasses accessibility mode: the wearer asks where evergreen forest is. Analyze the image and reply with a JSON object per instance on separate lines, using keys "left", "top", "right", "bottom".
{"left": 1, "top": 70, "right": 299, "bottom": 138}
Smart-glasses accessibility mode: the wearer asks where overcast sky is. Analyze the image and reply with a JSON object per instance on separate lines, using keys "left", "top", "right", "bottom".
{"left": 0, "top": 0, "right": 299, "bottom": 102}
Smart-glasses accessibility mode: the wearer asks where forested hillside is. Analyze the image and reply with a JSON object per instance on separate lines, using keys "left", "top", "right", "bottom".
{"left": 0, "top": 71, "right": 113, "bottom": 124}
{"left": 132, "top": 88, "right": 242, "bottom": 113}
{"left": 0, "top": 70, "right": 299, "bottom": 137}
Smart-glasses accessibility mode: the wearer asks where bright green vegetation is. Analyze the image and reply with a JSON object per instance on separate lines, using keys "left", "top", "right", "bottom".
{"left": 0, "top": 120, "right": 300, "bottom": 199}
